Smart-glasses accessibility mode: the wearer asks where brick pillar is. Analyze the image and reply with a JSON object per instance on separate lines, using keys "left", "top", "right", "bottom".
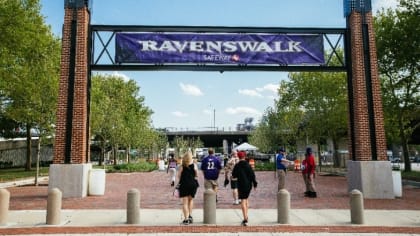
{"left": 346, "top": 1, "right": 393, "bottom": 199}
{"left": 54, "top": 3, "right": 91, "bottom": 164}
{"left": 348, "top": 11, "right": 387, "bottom": 161}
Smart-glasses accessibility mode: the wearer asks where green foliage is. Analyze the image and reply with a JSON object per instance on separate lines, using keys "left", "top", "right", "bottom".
{"left": 170, "top": 136, "right": 203, "bottom": 157}
{"left": 90, "top": 74, "right": 162, "bottom": 162}
{"left": 374, "top": 0, "right": 420, "bottom": 171}
{"left": 401, "top": 171, "right": 420, "bottom": 182}
{"left": 0, "top": 167, "right": 49, "bottom": 182}
{"left": 251, "top": 61, "right": 348, "bottom": 154}
{"left": 254, "top": 161, "right": 275, "bottom": 171}
{"left": 106, "top": 161, "right": 158, "bottom": 173}
{"left": 0, "top": 0, "right": 61, "bottom": 170}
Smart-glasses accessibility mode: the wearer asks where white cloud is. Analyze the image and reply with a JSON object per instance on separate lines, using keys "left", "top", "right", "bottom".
{"left": 225, "top": 107, "right": 262, "bottom": 116}
{"left": 258, "top": 83, "right": 278, "bottom": 94}
{"left": 179, "top": 83, "right": 203, "bottom": 96}
{"left": 372, "top": 0, "right": 398, "bottom": 13}
{"left": 239, "top": 83, "right": 278, "bottom": 99}
{"left": 238, "top": 89, "right": 263, "bottom": 98}
{"left": 111, "top": 72, "right": 131, "bottom": 82}
{"left": 172, "top": 111, "right": 188, "bottom": 117}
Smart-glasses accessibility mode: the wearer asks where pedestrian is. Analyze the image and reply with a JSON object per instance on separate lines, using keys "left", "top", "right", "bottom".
{"left": 232, "top": 151, "right": 257, "bottom": 226}
{"left": 167, "top": 153, "right": 178, "bottom": 187}
{"left": 275, "top": 147, "right": 290, "bottom": 191}
{"left": 177, "top": 150, "right": 199, "bottom": 225}
{"left": 302, "top": 147, "right": 317, "bottom": 198}
{"left": 200, "top": 148, "right": 222, "bottom": 201}
{"left": 224, "top": 150, "right": 240, "bottom": 205}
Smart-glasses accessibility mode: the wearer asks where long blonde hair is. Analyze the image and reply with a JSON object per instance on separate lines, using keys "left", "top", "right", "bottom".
{"left": 182, "top": 151, "right": 193, "bottom": 167}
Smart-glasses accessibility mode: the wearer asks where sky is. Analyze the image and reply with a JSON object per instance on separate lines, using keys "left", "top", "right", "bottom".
{"left": 39, "top": 0, "right": 398, "bottom": 131}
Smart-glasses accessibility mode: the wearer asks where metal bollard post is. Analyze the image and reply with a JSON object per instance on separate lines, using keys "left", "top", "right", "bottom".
{"left": 46, "top": 188, "right": 62, "bottom": 225}
{"left": 0, "top": 189, "right": 10, "bottom": 226}
{"left": 203, "top": 189, "right": 216, "bottom": 224}
{"left": 350, "top": 189, "right": 364, "bottom": 224}
{"left": 127, "top": 188, "right": 140, "bottom": 224}
{"left": 277, "top": 189, "right": 290, "bottom": 224}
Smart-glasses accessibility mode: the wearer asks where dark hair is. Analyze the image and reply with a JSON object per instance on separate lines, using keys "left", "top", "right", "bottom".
{"left": 306, "top": 147, "right": 312, "bottom": 155}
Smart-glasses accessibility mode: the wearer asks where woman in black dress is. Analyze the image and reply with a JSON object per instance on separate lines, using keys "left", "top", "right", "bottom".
{"left": 177, "top": 151, "right": 198, "bottom": 225}
{"left": 232, "top": 151, "right": 257, "bottom": 226}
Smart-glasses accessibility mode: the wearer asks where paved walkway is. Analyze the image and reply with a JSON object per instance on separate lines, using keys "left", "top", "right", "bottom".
{"left": 0, "top": 170, "right": 419, "bottom": 235}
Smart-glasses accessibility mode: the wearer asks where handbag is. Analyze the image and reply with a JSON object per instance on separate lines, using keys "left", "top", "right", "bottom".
{"left": 173, "top": 184, "right": 180, "bottom": 198}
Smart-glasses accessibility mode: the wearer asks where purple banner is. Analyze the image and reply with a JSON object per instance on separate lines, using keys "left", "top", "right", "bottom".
{"left": 115, "top": 33, "right": 324, "bottom": 65}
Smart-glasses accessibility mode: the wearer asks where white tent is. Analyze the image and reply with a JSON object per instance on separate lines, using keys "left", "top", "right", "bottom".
{"left": 234, "top": 142, "right": 258, "bottom": 151}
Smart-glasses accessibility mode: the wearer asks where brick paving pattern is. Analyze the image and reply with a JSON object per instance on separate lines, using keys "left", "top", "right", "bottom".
{"left": 7, "top": 170, "right": 420, "bottom": 210}
{"left": 3, "top": 170, "right": 420, "bottom": 235}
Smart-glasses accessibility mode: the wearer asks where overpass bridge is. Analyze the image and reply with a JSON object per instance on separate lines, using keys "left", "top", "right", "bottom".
{"left": 165, "top": 130, "right": 251, "bottom": 148}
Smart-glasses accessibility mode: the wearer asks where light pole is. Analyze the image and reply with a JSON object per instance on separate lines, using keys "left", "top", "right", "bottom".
{"left": 213, "top": 108, "right": 216, "bottom": 131}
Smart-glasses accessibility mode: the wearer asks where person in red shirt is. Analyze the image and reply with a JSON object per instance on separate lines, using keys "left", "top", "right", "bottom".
{"left": 301, "top": 147, "right": 317, "bottom": 198}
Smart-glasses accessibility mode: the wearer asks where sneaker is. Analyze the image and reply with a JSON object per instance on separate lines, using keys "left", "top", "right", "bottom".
{"left": 233, "top": 200, "right": 240, "bottom": 205}
{"left": 309, "top": 192, "right": 317, "bottom": 198}
{"left": 241, "top": 219, "right": 248, "bottom": 226}
{"left": 182, "top": 219, "right": 189, "bottom": 225}
{"left": 188, "top": 215, "right": 193, "bottom": 224}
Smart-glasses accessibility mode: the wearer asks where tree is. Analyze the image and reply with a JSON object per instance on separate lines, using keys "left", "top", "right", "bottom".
{"left": 90, "top": 74, "right": 153, "bottom": 165}
{"left": 172, "top": 136, "right": 190, "bottom": 158}
{"left": 374, "top": 0, "right": 420, "bottom": 171}
{"left": 288, "top": 71, "right": 348, "bottom": 166}
{"left": 0, "top": 0, "right": 61, "bottom": 171}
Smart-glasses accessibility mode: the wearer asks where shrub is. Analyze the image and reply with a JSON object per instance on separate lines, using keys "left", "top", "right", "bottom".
{"left": 254, "top": 161, "right": 275, "bottom": 171}
{"left": 106, "top": 161, "right": 158, "bottom": 173}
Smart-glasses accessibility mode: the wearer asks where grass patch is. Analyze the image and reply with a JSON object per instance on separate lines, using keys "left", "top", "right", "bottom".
{"left": 401, "top": 170, "right": 420, "bottom": 182}
{"left": 254, "top": 161, "right": 275, "bottom": 171}
{"left": 105, "top": 160, "right": 158, "bottom": 173}
{"left": 0, "top": 167, "right": 49, "bottom": 182}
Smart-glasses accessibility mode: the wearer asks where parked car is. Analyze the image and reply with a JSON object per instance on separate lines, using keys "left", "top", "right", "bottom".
{"left": 390, "top": 156, "right": 401, "bottom": 163}
{"left": 254, "top": 152, "right": 272, "bottom": 161}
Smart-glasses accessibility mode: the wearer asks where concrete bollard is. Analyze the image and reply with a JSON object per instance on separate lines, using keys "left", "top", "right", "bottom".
{"left": 0, "top": 189, "right": 10, "bottom": 226}
{"left": 277, "top": 189, "right": 290, "bottom": 224}
{"left": 350, "top": 189, "right": 364, "bottom": 224}
{"left": 127, "top": 188, "right": 140, "bottom": 224}
{"left": 203, "top": 189, "right": 216, "bottom": 224}
{"left": 46, "top": 188, "right": 62, "bottom": 225}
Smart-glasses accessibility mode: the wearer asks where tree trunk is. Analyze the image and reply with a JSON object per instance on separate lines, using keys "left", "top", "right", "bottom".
{"left": 332, "top": 138, "right": 340, "bottom": 168}
{"left": 99, "top": 146, "right": 104, "bottom": 166}
{"left": 35, "top": 136, "right": 41, "bottom": 186}
{"left": 25, "top": 124, "right": 32, "bottom": 171}
{"left": 398, "top": 118, "right": 411, "bottom": 172}
{"left": 317, "top": 142, "right": 322, "bottom": 172}
{"left": 126, "top": 146, "right": 130, "bottom": 163}
{"left": 113, "top": 146, "right": 118, "bottom": 165}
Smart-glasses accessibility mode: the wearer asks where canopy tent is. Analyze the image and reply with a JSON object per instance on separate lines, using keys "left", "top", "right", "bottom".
{"left": 234, "top": 142, "right": 258, "bottom": 151}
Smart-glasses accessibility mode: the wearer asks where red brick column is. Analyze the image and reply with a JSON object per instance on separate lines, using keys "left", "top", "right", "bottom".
{"left": 53, "top": 6, "right": 90, "bottom": 164}
{"left": 348, "top": 12, "right": 387, "bottom": 161}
